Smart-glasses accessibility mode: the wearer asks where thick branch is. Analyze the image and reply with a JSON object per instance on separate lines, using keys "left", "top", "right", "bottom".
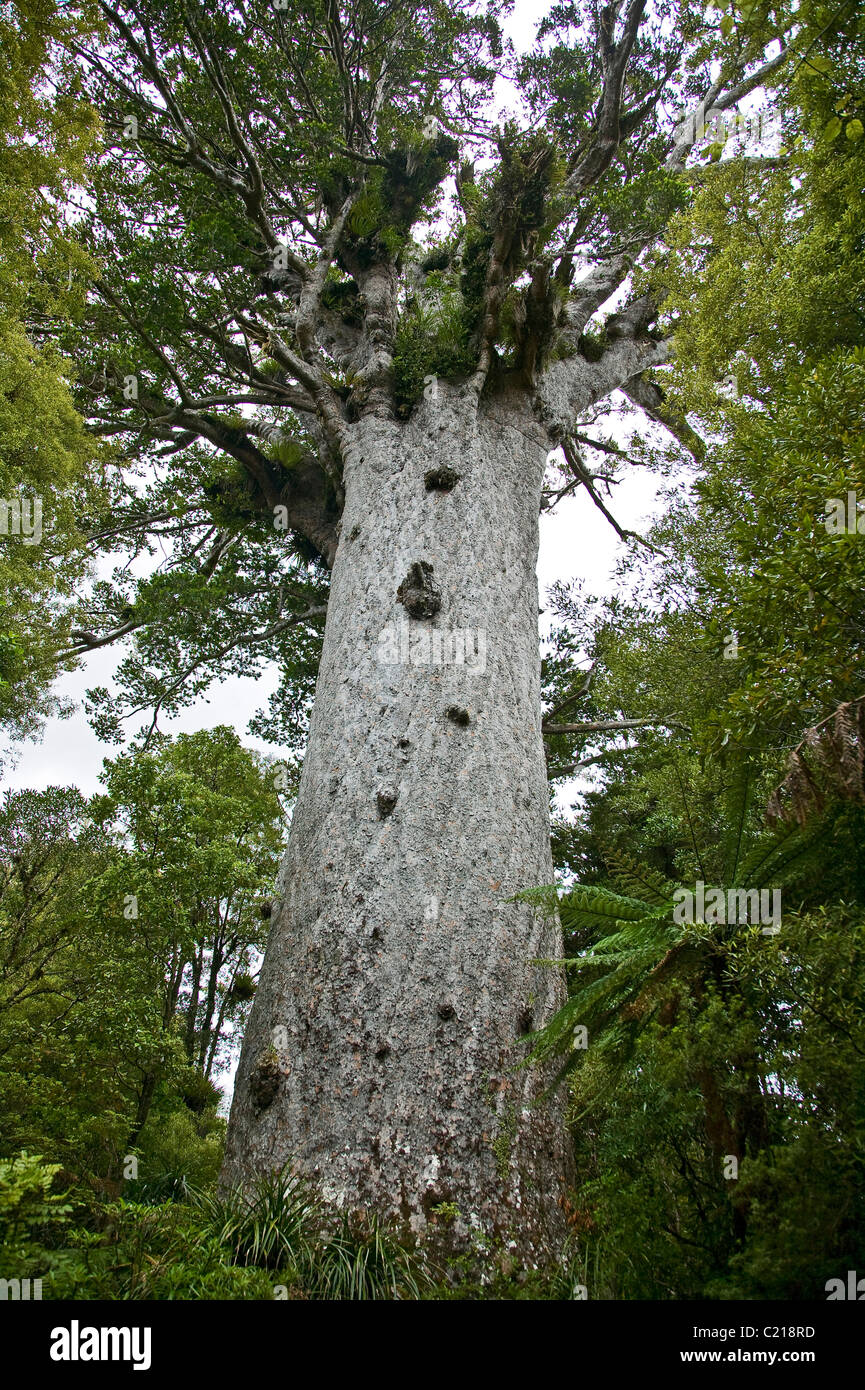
{"left": 536, "top": 321, "right": 670, "bottom": 442}
{"left": 62, "top": 619, "right": 145, "bottom": 659}
{"left": 622, "top": 373, "right": 706, "bottom": 461}
{"left": 666, "top": 47, "right": 790, "bottom": 171}
{"left": 564, "top": 0, "right": 650, "bottom": 195}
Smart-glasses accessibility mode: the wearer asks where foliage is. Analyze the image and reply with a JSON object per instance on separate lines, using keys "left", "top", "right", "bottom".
{"left": 189, "top": 1166, "right": 318, "bottom": 1272}
{"left": 304, "top": 1210, "right": 428, "bottom": 1301}
{"left": 0, "top": 0, "right": 110, "bottom": 734}
{"left": 0, "top": 1158, "right": 429, "bottom": 1300}
{"left": 543, "top": 898, "right": 865, "bottom": 1300}
{"left": 0, "top": 730, "right": 284, "bottom": 1183}
{"left": 50, "top": 1198, "right": 278, "bottom": 1300}
{"left": 530, "top": 13, "right": 865, "bottom": 1296}
{"left": 0, "top": 1150, "right": 72, "bottom": 1280}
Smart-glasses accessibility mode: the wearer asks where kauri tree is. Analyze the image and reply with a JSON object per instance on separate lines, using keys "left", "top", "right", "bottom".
{"left": 55, "top": 0, "right": 799, "bottom": 1259}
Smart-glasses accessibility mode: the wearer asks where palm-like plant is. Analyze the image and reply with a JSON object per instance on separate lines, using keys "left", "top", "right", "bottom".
{"left": 306, "top": 1211, "right": 428, "bottom": 1301}
{"left": 520, "top": 783, "right": 822, "bottom": 1086}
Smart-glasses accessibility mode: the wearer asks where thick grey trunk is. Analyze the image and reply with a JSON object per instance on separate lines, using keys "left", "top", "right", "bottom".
{"left": 222, "top": 385, "right": 572, "bottom": 1263}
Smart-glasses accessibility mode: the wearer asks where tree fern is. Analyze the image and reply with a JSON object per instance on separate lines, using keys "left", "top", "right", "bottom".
{"left": 719, "top": 753, "right": 752, "bottom": 885}
{"left": 600, "top": 843, "right": 677, "bottom": 906}
{"left": 521, "top": 815, "right": 818, "bottom": 1080}
{"left": 733, "top": 816, "right": 823, "bottom": 889}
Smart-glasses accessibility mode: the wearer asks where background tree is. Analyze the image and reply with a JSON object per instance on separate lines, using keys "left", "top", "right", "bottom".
{"left": 527, "top": 4, "right": 865, "bottom": 1296}
{"left": 0, "top": 0, "right": 110, "bottom": 737}
{"left": 0, "top": 729, "right": 284, "bottom": 1194}
{"left": 92, "top": 725, "right": 285, "bottom": 1153}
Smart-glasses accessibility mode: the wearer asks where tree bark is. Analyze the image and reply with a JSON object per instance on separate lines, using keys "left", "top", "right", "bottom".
{"left": 222, "top": 384, "right": 573, "bottom": 1263}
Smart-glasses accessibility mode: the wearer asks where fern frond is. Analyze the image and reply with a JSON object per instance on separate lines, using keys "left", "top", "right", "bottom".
{"left": 601, "top": 844, "right": 677, "bottom": 906}
{"left": 734, "top": 819, "right": 821, "bottom": 889}
{"left": 520, "top": 882, "right": 650, "bottom": 920}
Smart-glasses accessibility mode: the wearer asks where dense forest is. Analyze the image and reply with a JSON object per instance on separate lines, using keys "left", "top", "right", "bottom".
{"left": 1, "top": 0, "right": 864, "bottom": 1306}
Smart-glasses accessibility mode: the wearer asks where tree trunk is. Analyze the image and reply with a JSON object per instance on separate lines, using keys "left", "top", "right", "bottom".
{"left": 123, "top": 1069, "right": 158, "bottom": 1167}
{"left": 222, "top": 386, "right": 573, "bottom": 1263}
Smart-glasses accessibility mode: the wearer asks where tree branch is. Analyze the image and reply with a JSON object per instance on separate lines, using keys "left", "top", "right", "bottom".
{"left": 536, "top": 320, "right": 671, "bottom": 443}
{"left": 544, "top": 717, "right": 689, "bottom": 735}
{"left": 564, "top": 0, "right": 650, "bottom": 195}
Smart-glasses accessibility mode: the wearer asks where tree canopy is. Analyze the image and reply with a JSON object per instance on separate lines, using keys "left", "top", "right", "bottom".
{"left": 0, "top": 0, "right": 802, "bottom": 745}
